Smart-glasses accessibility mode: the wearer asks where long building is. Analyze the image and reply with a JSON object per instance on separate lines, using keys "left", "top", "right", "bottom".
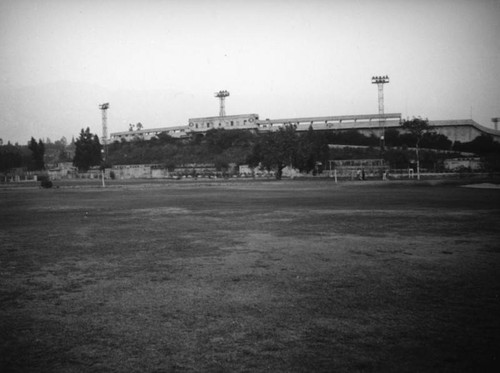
{"left": 110, "top": 125, "right": 189, "bottom": 141}
{"left": 110, "top": 112, "right": 500, "bottom": 143}
{"left": 189, "top": 113, "right": 260, "bottom": 132}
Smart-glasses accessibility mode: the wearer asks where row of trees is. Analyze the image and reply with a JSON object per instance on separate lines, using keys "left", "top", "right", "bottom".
{"left": 105, "top": 126, "right": 330, "bottom": 179}
{"left": 71, "top": 118, "right": 500, "bottom": 177}
{"left": 0, "top": 129, "right": 102, "bottom": 173}
{"left": 245, "top": 117, "right": 471, "bottom": 179}
{"left": 0, "top": 144, "right": 32, "bottom": 172}
{"left": 103, "top": 118, "right": 437, "bottom": 179}
{"left": 2, "top": 119, "right": 500, "bottom": 176}
{"left": 0, "top": 137, "right": 46, "bottom": 173}
{"left": 247, "top": 126, "right": 329, "bottom": 179}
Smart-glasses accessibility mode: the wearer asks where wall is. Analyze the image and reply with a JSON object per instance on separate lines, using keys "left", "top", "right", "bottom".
{"left": 112, "top": 164, "right": 153, "bottom": 179}
{"left": 444, "top": 157, "right": 482, "bottom": 171}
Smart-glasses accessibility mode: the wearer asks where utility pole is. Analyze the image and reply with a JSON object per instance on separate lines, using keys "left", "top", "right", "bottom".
{"left": 99, "top": 103, "right": 109, "bottom": 158}
{"left": 215, "top": 90, "right": 230, "bottom": 117}
{"left": 99, "top": 103, "right": 109, "bottom": 187}
{"left": 371, "top": 76, "right": 389, "bottom": 149}
{"left": 493, "top": 118, "right": 499, "bottom": 131}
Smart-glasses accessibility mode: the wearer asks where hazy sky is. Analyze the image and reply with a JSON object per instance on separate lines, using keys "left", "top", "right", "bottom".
{"left": 1, "top": 0, "right": 499, "bottom": 144}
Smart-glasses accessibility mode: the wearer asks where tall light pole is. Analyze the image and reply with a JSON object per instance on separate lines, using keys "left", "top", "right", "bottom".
{"left": 215, "top": 90, "right": 230, "bottom": 117}
{"left": 99, "top": 103, "right": 109, "bottom": 160}
{"left": 372, "top": 75, "right": 389, "bottom": 149}
{"left": 99, "top": 103, "right": 109, "bottom": 187}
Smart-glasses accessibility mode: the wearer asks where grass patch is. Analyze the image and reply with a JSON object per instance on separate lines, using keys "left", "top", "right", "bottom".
{"left": 1, "top": 180, "right": 499, "bottom": 372}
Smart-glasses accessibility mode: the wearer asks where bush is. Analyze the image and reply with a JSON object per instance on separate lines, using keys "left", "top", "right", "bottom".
{"left": 38, "top": 175, "right": 53, "bottom": 188}
{"left": 41, "top": 180, "right": 53, "bottom": 188}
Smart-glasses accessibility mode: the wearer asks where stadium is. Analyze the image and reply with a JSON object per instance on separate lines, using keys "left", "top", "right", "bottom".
{"left": 110, "top": 110, "right": 500, "bottom": 144}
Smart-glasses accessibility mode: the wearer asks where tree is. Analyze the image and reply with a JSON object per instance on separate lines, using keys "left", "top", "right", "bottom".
{"left": 401, "top": 117, "right": 431, "bottom": 180}
{"left": 296, "top": 126, "right": 330, "bottom": 174}
{"left": 28, "top": 137, "right": 45, "bottom": 170}
{"left": 154, "top": 132, "right": 176, "bottom": 144}
{"left": 420, "top": 132, "right": 452, "bottom": 150}
{"left": 453, "top": 134, "right": 500, "bottom": 155}
{"left": 384, "top": 129, "right": 401, "bottom": 147}
{"left": 204, "top": 129, "right": 254, "bottom": 154}
{"left": 248, "top": 125, "right": 298, "bottom": 179}
{"left": 247, "top": 125, "right": 333, "bottom": 179}
{"left": 324, "top": 129, "right": 379, "bottom": 147}
{"left": 58, "top": 148, "right": 71, "bottom": 162}
{"left": 453, "top": 135, "right": 500, "bottom": 172}
{"left": 383, "top": 148, "right": 411, "bottom": 169}
{"left": 73, "top": 128, "right": 102, "bottom": 171}
{"left": 0, "top": 143, "right": 23, "bottom": 172}
{"left": 54, "top": 136, "right": 68, "bottom": 147}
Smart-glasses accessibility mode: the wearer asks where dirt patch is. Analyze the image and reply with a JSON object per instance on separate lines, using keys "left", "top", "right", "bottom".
{"left": 462, "top": 183, "right": 500, "bottom": 189}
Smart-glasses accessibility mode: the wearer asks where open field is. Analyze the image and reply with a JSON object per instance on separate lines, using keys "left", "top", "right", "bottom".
{"left": 1, "top": 180, "right": 499, "bottom": 372}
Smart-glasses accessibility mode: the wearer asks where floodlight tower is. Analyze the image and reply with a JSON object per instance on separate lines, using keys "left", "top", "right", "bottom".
{"left": 492, "top": 117, "right": 499, "bottom": 131}
{"left": 371, "top": 75, "right": 389, "bottom": 148}
{"left": 99, "top": 103, "right": 109, "bottom": 159}
{"left": 215, "top": 90, "right": 230, "bottom": 117}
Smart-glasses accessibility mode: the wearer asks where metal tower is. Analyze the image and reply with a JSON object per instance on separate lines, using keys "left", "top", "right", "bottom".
{"left": 215, "top": 90, "right": 230, "bottom": 117}
{"left": 371, "top": 76, "right": 389, "bottom": 147}
{"left": 372, "top": 76, "right": 389, "bottom": 115}
{"left": 492, "top": 117, "right": 499, "bottom": 131}
{"left": 99, "top": 103, "right": 109, "bottom": 159}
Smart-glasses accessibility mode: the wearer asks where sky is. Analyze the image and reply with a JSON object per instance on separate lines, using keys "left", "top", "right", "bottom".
{"left": 0, "top": 0, "right": 499, "bottom": 144}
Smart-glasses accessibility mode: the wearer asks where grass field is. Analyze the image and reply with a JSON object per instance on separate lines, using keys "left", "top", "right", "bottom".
{"left": 1, "top": 179, "right": 499, "bottom": 372}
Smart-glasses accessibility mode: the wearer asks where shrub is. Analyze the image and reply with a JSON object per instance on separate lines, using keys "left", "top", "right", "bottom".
{"left": 38, "top": 175, "right": 53, "bottom": 188}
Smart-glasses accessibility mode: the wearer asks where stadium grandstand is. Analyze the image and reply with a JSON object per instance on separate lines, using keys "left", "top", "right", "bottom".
{"left": 110, "top": 112, "right": 500, "bottom": 144}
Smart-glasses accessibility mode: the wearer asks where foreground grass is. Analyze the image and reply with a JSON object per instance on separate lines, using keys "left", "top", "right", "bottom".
{"left": 1, "top": 180, "right": 499, "bottom": 372}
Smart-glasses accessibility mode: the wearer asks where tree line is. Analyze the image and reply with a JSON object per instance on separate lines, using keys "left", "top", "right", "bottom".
{"left": 105, "top": 118, "right": 500, "bottom": 178}
{"left": 0, "top": 137, "right": 46, "bottom": 173}
{"left": 1, "top": 119, "right": 500, "bottom": 176}
{"left": 0, "top": 128, "right": 102, "bottom": 173}
{"left": 105, "top": 126, "right": 330, "bottom": 179}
